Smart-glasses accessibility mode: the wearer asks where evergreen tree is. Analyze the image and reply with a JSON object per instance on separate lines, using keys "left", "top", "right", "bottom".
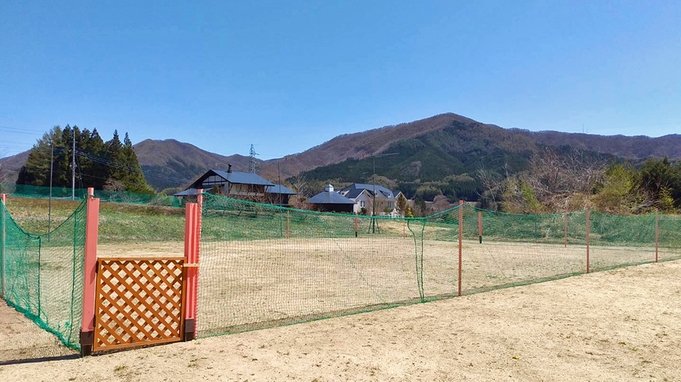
{"left": 17, "top": 126, "right": 153, "bottom": 193}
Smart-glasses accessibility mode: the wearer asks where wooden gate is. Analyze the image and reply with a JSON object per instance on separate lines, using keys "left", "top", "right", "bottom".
{"left": 93, "top": 256, "right": 186, "bottom": 352}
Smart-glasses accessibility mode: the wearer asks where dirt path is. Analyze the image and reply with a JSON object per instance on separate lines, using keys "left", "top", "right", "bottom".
{"left": 2, "top": 260, "right": 681, "bottom": 381}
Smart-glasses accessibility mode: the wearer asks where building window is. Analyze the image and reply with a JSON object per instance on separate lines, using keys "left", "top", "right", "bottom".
{"left": 360, "top": 200, "right": 366, "bottom": 208}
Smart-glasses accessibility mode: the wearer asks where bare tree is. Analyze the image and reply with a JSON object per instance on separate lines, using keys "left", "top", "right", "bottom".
{"left": 476, "top": 164, "right": 505, "bottom": 210}
{"left": 525, "top": 148, "right": 606, "bottom": 211}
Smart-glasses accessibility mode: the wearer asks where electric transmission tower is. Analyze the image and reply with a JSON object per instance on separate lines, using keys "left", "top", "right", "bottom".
{"left": 249, "top": 144, "right": 258, "bottom": 173}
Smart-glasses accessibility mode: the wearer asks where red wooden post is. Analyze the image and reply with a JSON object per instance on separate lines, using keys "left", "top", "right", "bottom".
{"left": 458, "top": 200, "right": 463, "bottom": 297}
{"left": 477, "top": 211, "right": 482, "bottom": 244}
{"left": 190, "top": 189, "right": 203, "bottom": 339}
{"left": 353, "top": 216, "right": 358, "bottom": 238}
{"left": 1, "top": 193, "right": 6, "bottom": 300}
{"left": 655, "top": 209, "right": 659, "bottom": 263}
{"left": 183, "top": 202, "right": 198, "bottom": 341}
{"left": 585, "top": 204, "right": 591, "bottom": 274}
{"left": 287, "top": 210, "right": 291, "bottom": 239}
{"left": 80, "top": 188, "right": 99, "bottom": 356}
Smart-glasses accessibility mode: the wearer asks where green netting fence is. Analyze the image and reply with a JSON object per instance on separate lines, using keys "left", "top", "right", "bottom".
{"left": 198, "top": 193, "right": 426, "bottom": 337}
{"left": 1, "top": 197, "right": 86, "bottom": 351}
{"left": 196, "top": 194, "right": 681, "bottom": 339}
{"left": 0, "top": 182, "right": 181, "bottom": 207}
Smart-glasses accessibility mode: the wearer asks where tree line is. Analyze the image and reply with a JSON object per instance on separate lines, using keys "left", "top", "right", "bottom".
{"left": 478, "top": 148, "right": 681, "bottom": 215}
{"left": 17, "top": 125, "right": 153, "bottom": 193}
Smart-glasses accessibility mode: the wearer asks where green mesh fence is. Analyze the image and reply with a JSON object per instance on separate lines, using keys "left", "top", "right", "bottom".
{"left": 196, "top": 195, "right": 681, "bottom": 338}
{"left": 0, "top": 198, "right": 86, "bottom": 351}
{"left": 0, "top": 183, "right": 181, "bottom": 207}
{"left": 198, "top": 194, "right": 426, "bottom": 337}
{"left": 589, "top": 211, "right": 657, "bottom": 271}
{"left": 658, "top": 214, "right": 681, "bottom": 261}
{"left": 422, "top": 206, "right": 588, "bottom": 295}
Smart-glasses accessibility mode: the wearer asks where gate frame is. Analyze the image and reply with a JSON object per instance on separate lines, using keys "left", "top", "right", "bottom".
{"left": 80, "top": 188, "right": 202, "bottom": 356}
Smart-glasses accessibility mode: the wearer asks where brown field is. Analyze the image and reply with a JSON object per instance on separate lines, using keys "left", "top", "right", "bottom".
{"left": 3, "top": 237, "right": 681, "bottom": 381}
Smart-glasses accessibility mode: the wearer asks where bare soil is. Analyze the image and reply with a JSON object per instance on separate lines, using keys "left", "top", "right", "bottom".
{"left": 2, "top": 259, "right": 680, "bottom": 381}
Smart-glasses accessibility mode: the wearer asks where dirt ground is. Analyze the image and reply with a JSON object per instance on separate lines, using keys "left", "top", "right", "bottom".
{"left": 1, "top": 259, "right": 680, "bottom": 381}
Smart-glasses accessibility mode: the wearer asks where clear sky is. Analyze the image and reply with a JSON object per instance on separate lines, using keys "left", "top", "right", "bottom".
{"left": 1, "top": 1, "right": 680, "bottom": 160}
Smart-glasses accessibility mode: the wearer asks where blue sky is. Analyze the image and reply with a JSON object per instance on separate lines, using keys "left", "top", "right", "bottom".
{"left": 1, "top": 1, "right": 680, "bottom": 160}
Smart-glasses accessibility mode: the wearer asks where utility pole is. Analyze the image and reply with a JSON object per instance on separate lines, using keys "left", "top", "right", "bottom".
{"left": 72, "top": 129, "right": 76, "bottom": 200}
{"left": 49, "top": 138, "right": 54, "bottom": 235}
{"left": 369, "top": 152, "right": 398, "bottom": 233}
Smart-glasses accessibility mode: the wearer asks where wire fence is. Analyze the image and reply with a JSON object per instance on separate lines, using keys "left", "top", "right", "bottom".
{"left": 196, "top": 194, "right": 681, "bottom": 339}
{"left": 0, "top": 183, "right": 181, "bottom": 207}
{"left": 2, "top": 189, "right": 680, "bottom": 354}
{"left": 0, "top": 196, "right": 86, "bottom": 351}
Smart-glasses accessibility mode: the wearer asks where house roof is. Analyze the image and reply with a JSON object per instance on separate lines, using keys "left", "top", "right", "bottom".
{"left": 340, "top": 183, "right": 397, "bottom": 200}
{"left": 209, "top": 169, "right": 275, "bottom": 186}
{"left": 266, "top": 184, "right": 296, "bottom": 195}
{"left": 307, "top": 188, "right": 355, "bottom": 205}
{"left": 174, "top": 188, "right": 199, "bottom": 197}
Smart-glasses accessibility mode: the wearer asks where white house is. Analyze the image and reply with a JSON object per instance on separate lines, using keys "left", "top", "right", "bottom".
{"left": 338, "top": 183, "right": 404, "bottom": 216}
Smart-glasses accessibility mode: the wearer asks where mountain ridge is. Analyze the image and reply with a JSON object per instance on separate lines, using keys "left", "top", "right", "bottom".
{"left": 2, "top": 113, "right": 680, "bottom": 191}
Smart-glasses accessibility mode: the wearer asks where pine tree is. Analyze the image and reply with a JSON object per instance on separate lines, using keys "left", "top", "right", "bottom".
{"left": 17, "top": 126, "right": 153, "bottom": 193}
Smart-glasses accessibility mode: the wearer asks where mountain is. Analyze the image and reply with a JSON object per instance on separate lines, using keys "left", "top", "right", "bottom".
{"left": 0, "top": 151, "right": 29, "bottom": 185}
{"left": 2, "top": 113, "right": 680, "bottom": 192}
{"left": 259, "top": 114, "right": 681, "bottom": 182}
{"left": 132, "top": 139, "right": 252, "bottom": 191}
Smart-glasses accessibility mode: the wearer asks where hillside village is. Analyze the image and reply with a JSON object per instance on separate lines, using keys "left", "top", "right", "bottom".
{"left": 2, "top": 114, "right": 681, "bottom": 216}
{"left": 175, "top": 167, "right": 410, "bottom": 216}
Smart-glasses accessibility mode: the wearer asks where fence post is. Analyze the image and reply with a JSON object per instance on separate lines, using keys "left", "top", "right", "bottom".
{"left": 1, "top": 193, "right": 6, "bottom": 300}
{"left": 191, "top": 189, "right": 203, "bottom": 339}
{"left": 564, "top": 210, "right": 568, "bottom": 248}
{"left": 184, "top": 202, "right": 199, "bottom": 341}
{"left": 458, "top": 200, "right": 463, "bottom": 297}
{"left": 80, "top": 188, "right": 99, "bottom": 356}
{"left": 655, "top": 209, "right": 659, "bottom": 263}
{"left": 477, "top": 211, "right": 482, "bottom": 244}
{"left": 586, "top": 204, "right": 591, "bottom": 274}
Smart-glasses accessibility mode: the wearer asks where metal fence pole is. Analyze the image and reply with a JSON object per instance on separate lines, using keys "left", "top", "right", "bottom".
{"left": 1, "top": 193, "right": 6, "bottom": 300}
{"left": 586, "top": 204, "right": 591, "bottom": 274}
{"left": 655, "top": 209, "right": 659, "bottom": 263}
{"left": 458, "top": 200, "right": 463, "bottom": 296}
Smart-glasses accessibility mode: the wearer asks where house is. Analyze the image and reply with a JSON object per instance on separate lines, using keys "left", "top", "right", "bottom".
{"left": 306, "top": 184, "right": 355, "bottom": 213}
{"left": 338, "top": 183, "right": 403, "bottom": 216}
{"left": 265, "top": 184, "right": 296, "bottom": 207}
{"left": 176, "top": 166, "right": 295, "bottom": 205}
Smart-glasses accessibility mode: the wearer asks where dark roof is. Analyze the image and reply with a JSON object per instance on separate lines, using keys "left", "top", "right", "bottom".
{"left": 210, "top": 169, "right": 275, "bottom": 186}
{"left": 306, "top": 190, "right": 355, "bottom": 205}
{"left": 340, "top": 183, "right": 397, "bottom": 200}
{"left": 174, "top": 188, "right": 199, "bottom": 196}
{"left": 266, "top": 184, "right": 296, "bottom": 195}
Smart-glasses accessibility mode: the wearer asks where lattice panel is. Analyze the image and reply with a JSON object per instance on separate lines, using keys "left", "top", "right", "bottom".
{"left": 94, "top": 257, "right": 185, "bottom": 351}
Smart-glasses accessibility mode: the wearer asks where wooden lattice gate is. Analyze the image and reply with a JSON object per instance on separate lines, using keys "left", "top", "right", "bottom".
{"left": 93, "top": 257, "right": 186, "bottom": 352}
